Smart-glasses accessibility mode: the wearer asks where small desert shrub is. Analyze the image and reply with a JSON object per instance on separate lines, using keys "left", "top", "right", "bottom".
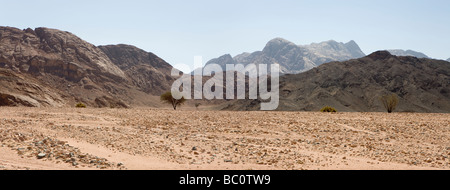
{"left": 380, "top": 93, "right": 398, "bottom": 113}
{"left": 320, "top": 106, "right": 337, "bottom": 113}
{"left": 75, "top": 102, "right": 86, "bottom": 108}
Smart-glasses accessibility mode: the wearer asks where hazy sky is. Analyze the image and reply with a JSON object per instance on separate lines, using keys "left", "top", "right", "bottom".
{"left": 1, "top": 0, "right": 449, "bottom": 72}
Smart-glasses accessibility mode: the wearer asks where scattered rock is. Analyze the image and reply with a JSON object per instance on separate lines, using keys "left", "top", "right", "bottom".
{"left": 37, "top": 153, "right": 46, "bottom": 159}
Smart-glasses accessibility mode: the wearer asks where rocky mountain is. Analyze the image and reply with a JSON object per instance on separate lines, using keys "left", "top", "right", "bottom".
{"left": 0, "top": 26, "right": 174, "bottom": 107}
{"left": 447, "top": 58, "right": 450, "bottom": 62}
{"left": 200, "top": 38, "right": 365, "bottom": 75}
{"left": 387, "top": 49, "right": 429, "bottom": 58}
{"left": 98, "top": 44, "right": 175, "bottom": 95}
{"left": 223, "top": 51, "right": 450, "bottom": 113}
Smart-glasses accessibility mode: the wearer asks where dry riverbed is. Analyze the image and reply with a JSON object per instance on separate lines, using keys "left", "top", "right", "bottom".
{"left": 0, "top": 107, "right": 449, "bottom": 170}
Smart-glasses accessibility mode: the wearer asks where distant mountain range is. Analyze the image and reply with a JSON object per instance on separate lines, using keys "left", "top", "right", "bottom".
{"left": 447, "top": 58, "right": 450, "bottom": 62}
{"left": 387, "top": 49, "right": 429, "bottom": 58}
{"left": 0, "top": 26, "right": 175, "bottom": 107}
{"left": 222, "top": 51, "right": 450, "bottom": 113}
{"left": 194, "top": 38, "right": 366, "bottom": 75}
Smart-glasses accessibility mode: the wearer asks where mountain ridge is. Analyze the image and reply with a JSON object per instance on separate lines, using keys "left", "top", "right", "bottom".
{"left": 201, "top": 38, "right": 365, "bottom": 75}
{"left": 222, "top": 51, "right": 450, "bottom": 113}
{"left": 0, "top": 26, "right": 174, "bottom": 107}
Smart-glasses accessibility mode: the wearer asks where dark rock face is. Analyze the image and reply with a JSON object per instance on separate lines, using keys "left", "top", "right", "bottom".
{"left": 203, "top": 38, "right": 366, "bottom": 75}
{"left": 0, "top": 27, "right": 125, "bottom": 82}
{"left": 224, "top": 51, "right": 450, "bottom": 113}
{"left": 98, "top": 44, "right": 175, "bottom": 95}
{"left": 367, "top": 51, "right": 393, "bottom": 61}
{"left": 0, "top": 26, "right": 174, "bottom": 107}
{"left": 0, "top": 93, "right": 34, "bottom": 107}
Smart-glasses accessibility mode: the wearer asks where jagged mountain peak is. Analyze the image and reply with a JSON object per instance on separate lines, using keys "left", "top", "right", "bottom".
{"left": 345, "top": 40, "right": 357, "bottom": 45}
{"left": 205, "top": 53, "right": 236, "bottom": 66}
{"left": 266, "top": 37, "right": 294, "bottom": 45}
{"left": 204, "top": 38, "right": 366, "bottom": 75}
{"left": 262, "top": 38, "right": 298, "bottom": 54}
{"left": 344, "top": 40, "right": 360, "bottom": 49}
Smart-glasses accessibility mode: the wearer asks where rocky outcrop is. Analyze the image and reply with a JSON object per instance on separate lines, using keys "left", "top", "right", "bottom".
{"left": 0, "top": 26, "right": 174, "bottom": 107}
{"left": 98, "top": 44, "right": 176, "bottom": 95}
{"left": 94, "top": 95, "right": 129, "bottom": 108}
{"left": 0, "top": 68, "right": 65, "bottom": 107}
{"left": 0, "top": 27, "right": 125, "bottom": 82}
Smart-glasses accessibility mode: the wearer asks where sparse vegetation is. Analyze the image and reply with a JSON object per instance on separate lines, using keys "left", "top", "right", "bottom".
{"left": 75, "top": 102, "right": 86, "bottom": 108}
{"left": 160, "top": 91, "right": 186, "bottom": 110}
{"left": 320, "top": 106, "right": 337, "bottom": 113}
{"left": 380, "top": 93, "right": 399, "bottom": 113}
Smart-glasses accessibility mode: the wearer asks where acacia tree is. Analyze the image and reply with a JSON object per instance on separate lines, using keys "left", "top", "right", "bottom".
{"left": 160, "top": 91, "right": 186, "bottom": 110}
{"left": 380, "top": 93, "right": 399, "bottom": 113}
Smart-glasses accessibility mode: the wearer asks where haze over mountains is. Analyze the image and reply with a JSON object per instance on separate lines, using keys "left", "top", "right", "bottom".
{"left": 196, "top": 38, "right": 366, "bottom": 75}
{"left": 387, "top": 49, "right": 429, "bottom": 59}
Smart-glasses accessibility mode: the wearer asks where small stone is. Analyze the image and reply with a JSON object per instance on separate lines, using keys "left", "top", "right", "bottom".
{"left": 37, "top": 153, "right": 46, "bottom": 159}
{"left": 192, "top": 147, "right": 197, "bottom": 151}
{"left": 117, "top": 163, "right": 123, "bottom": 167}
{"left": 224, "top": 159, "right": 233, "bottom": 163}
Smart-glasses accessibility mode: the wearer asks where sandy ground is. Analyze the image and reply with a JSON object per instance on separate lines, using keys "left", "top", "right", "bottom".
{"left": 0, "top": 107, "right": 449, "bottom": 170}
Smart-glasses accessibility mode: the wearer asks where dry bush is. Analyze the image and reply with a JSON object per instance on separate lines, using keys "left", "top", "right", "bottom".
{"left": 320, "top": 106, "right": 337, "bottom": 113}
{"left": 75, "top": 102, "right": 86, "bottom": 108}
{"left": 380, "top": 93, "right": 399, "bottom": 113}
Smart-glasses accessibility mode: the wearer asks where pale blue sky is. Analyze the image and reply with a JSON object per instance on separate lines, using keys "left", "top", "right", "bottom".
{"left": 1, "top": 0, "right": 449, "bottom": 72}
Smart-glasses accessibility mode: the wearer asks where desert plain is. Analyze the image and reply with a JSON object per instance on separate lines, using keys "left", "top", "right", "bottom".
{"left": 0, "top": 107, "right": 449, "bottom": 170}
